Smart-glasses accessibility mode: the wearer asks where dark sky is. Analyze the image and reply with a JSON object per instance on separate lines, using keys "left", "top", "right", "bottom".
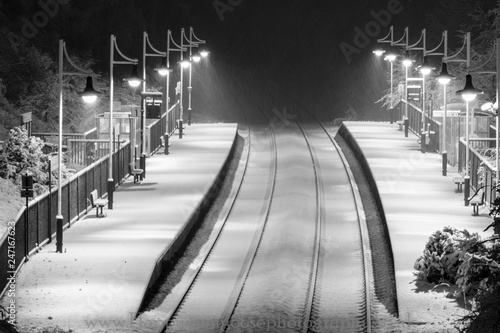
{"left": 1, "top": 0, "right": 438, "bottom": 123}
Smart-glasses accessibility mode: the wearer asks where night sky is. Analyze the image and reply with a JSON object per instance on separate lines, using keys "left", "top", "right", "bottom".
{"left": 1, "top": 0, "right": 440, "bottom": 123}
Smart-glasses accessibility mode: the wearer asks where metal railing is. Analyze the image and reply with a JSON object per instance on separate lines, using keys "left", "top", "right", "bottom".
{"left": 147, "top": 101, "right": 180, "bottom": 156}
{"left": 67, "top": 139, "right": 125, "bottom": 166}
{"left": 0, "top": 141, "right": 131, "bottom": 297}
{"left": 33, "top": 128, "right": 97, "bottom": 146}
{"left": 401, "top": 101, "right": 441, "bottom": 153}
{"left": 458, "top": 138, "right": 497, "bottom": 204}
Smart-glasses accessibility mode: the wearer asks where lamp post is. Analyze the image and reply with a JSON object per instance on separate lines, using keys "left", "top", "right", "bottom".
{"left": 184, "top": 27, "right": 206, "bottom": 126}
{"left": 437, "top": 63, "right": 455, "bottom": 176}
{"left": 178, "top": 28, "right": 190, "bottom": 139}
{"left": 109, "top": 35, "right": 143, "bottom": 208}
{"left": 470, "top": 38, "right": 500, "bottom": 198}
{"left": 457, "top": 74, "right": 483, "bottom": 205}
{"left": 154, "top": 30, "right": 184, "bottom": 151}
{"left": 402, "top": 50, "right": 413, "bottom": 137}
{"left": 385, "top": 51, "right": 397, "bottom": 124}
{"left": 141, "top": 31, "right": 166, "bottom": 174}
{"left": 57, "top": 39, "right": 99, "bottom": 253}
{"left": 419, "top": 56, "right": 434, "bottom": 152}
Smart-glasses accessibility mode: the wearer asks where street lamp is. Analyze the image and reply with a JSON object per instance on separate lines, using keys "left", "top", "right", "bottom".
{"left": 437, "top": 62, "right": 455, "bottom": 176}
{"left": 57, "top": 39, "right": 100, "bottom": 253}
{"left": 199, "top": 49, "right": 210, "bottom": 58}
{"left": 154, "top": 30, "right": 184, "bottom": 151}
{"left": 177, "top": 28, "right": 191, "bottom": 139}
{"left": 419, "top": 56, "right": 435, "bottom": 151}
{"left": 384, "top": 51, "right": 397, "bottom": 123}
{"left": 140, "top": 31, "right": 167, "bottom": 176}
{"left": 457, "top": 74, "right": 483, "bottom": 205}
{"left": 183, "top": 27, "right": 206, "bottom": 126}
{"left": 109, "top": 34, "right": 143, "bottom": 208}
{"left": 402, "top": 50, "right": 414, "bottom": 136}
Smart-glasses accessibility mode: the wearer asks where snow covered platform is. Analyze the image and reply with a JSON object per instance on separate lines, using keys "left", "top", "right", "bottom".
{"left": 6, "top": 123, "right": 238, "bottom": 332}
{"left": 338, "top": 121, "right": 491, "bottom": 325}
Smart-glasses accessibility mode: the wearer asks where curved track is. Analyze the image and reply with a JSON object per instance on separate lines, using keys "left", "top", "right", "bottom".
{"left": 155, "top": 119, "right": 373, "bottom": 333}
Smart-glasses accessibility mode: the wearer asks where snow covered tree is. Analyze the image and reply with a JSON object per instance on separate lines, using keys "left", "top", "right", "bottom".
{"left": 0, "top": 127, "right": 49, "bottom": 196}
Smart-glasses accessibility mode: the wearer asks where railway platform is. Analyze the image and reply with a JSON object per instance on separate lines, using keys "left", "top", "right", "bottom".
{"left": 339, "top": 121, "right": 492, "bottom": 325}
{"left": 3, "top": 123, "right": 238, "bottom": 332}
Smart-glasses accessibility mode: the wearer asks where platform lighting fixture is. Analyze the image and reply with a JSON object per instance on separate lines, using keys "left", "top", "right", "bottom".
{"left": 457, "top": 74, "right": 483, "bottom": 205}
{"left": 57, "top": 39, "right": 100, "bottom": 253}
{"left": 436, "top": 62, "right": 455, "bottom": 176}
{"left": 78, "top": 76, "right": 100, "bottom": 104}
{"left": 108, "top": 34, "right": 142, "bottom": 209}
{"left": 191, "top": 53, "right": 202, "bottom": 63}
{"left": 124, "top": 64, "right": 144, "bottom": 87}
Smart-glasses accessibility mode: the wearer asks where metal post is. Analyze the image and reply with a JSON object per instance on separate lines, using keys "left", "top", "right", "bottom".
{"left": 421, "top": 74, "right": 426, "bottom": 153}
{"left": 57, "top": 39, "right": 64, "bottom": 253}
{"left": 179, "top": 28, "right": 184, "bottom": 139}
{"left": 108, "top": 35, "right": 114, "bottom": 209}
{"left": 496, "top": 38, "right": 500, "bottom": 197}
{"left": 404, "top": 65, "right": 409, "bottom": 137}
{"left": 390, "top": 60, "right": 394, "bottom": 124}
{"left": 465, "top": 100, "right": 470, "bottom": 206}
{"left": 164, "top": 31, "right": 172, "bottom": 146}
{"left": 442, "top": 83, "right": 448, "bottom": 176}
{"left": 140, "top": 108, "right": 145, "bottom": 180}
{"left": 188, "top": 28, "right": 193, "bottom": 125}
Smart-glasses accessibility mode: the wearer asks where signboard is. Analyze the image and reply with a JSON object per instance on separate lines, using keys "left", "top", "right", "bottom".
{"left": 432, "top": 110, "right": 461, "bottom": 117}
{"left": 21, "top": 173, "right": 34, "bottom": 198}
{"left": 146, "top": 99, "right": 162, "bottom": 119}
{"left": 20, "top": 112, "right": 32, "bottom": 136}
{"left": 407, "top": 79, "right": 422, "bottom": 107}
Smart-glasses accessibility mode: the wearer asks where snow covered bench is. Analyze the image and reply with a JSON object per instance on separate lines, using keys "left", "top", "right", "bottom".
{"left": 90, "top": 190, "right": 107, "bottom": 218}
{"left": 129, "top": 162, "right": 144, "bottom": 184}
{"left": 396, "top": 120, "right": 404, "bottom": 131}
{"left": 469, "top": 188, "right": 485, "bottom": 216}
{"left": 452, "top": 175, "right": 465, "bottom": 193}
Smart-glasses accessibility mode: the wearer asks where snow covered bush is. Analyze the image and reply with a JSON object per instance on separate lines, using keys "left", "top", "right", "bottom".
{"left": 0, "top": 126, "right": 60, "bottom": 196}
{"left": 414, "top": 227, "right": 480, "bottom": 284}
{"left": 415, "top": 226, "right": 500, "bottom": 296}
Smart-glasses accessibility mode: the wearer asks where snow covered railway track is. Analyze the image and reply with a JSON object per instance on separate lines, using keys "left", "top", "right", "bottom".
{"left": 155, "top": 121, "right": 372, "bottom": 333}
{"left": 298, "top": 122, "right": 372, "bottom": 333}
{"left": 156, "top": 123, "right": 278, "bottom": 333}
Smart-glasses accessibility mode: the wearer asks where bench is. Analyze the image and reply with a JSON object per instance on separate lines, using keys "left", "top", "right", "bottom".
{"left": 452, "top": 175, "right": 465, "bottom": 192}
{"left": 129, "top": 162, "right": 144, "bottom": 184}
{"left": 469, "top": 189, "right": 485, "bottom": 215}
{"left": 396, "top": 120, "right": 404, "bottom": 131}
{"left": 90, "top": 190, "right": 108, "bottom": 218}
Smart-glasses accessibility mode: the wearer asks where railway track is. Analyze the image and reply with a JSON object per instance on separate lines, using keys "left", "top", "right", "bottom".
{"left": 154, "top": 119, "right": 374, "bottom": 332}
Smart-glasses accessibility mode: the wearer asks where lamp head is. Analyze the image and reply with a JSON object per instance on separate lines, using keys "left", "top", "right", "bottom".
{"left": 191, "top": 53, "right": 202, "bottom": 63}
{"left": 154, "top": 57, "right": 172, "bottom": 76}
{"left": 78, "top": 76, "right": 100, "bottom": 103}
{"left": 384, "top": 52, "right": 397, "bottom": 62}
{"left": 199, "top": 50, "right": 209, "bottom": 58}
{"left": 437, "top": 62, "right": 455, "bottom": 85}
{"left": 373, "top": 49, "right": 385, "bottom": 57}
{"left": 180, "top": 58, "right": 191, "bottom": 69}
{"left": 124, "top": 64, "right": 144, "bottom": 87}
{"left": 402, "top": 50, "right": 413, "bottom": 67}
{"left": 456, "top": 74, "right": 483, "bottom": 102}
{"left": 419, "top": 56, "right": 434, "bottom": 75}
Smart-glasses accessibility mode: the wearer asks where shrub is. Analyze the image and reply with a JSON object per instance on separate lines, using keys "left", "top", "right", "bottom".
{"left": 414, "top": 226, "right": 480, "bottom": 284}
